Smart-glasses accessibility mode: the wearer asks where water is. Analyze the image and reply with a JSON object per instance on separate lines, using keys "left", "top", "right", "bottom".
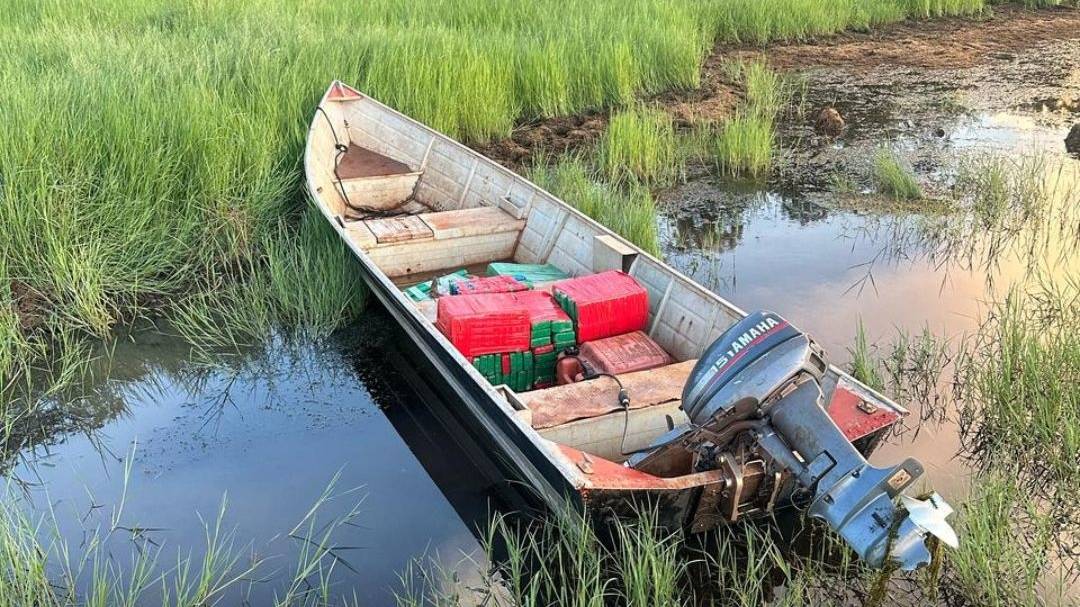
{"left": 9, "top": 321, "right": 497, "bottom": 605}
{"left": 6, "top": 33, "right": 1078, "bottom": 606}
{"left": 659, "top": 43, "right": 1079, "bottom": 599}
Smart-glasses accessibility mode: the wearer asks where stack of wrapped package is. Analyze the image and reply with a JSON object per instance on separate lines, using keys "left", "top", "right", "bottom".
{"left": 437, "top": 291, "right": 575, "bottom": 391}
{"left": 553, "top": 270, "right": 649, "bottom": 342}
{"left": 515, "top": 291, "right": 575, "bottom": 388}
{"left": 433, "top": 267, "right": 670, "bottom": 392}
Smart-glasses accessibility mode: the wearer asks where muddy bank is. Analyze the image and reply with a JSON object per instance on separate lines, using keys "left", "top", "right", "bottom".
{"left": 747, "top": 5, "right": 1080, "bottom": 72}
{"left": 775, "top": 37, "right": 1080, "bottom": 192}
{"left": 474, "top": 6, "right": 1079, "bottom": 166}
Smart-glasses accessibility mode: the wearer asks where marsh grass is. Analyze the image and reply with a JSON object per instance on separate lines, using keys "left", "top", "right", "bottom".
{"left": 873, "top": 148, "right": 923, "bottom": 201}
{"left": 710, "top": 0, "right": 990, "bottom": 44}
{"left": 169, "top": 208, "right": 368, "bottom": 356}
{"left": 708, "top": 61, "right": 790, "bottom": 179}
{"left": 951, "top": 153, "right": 1077, "bottom": 241}
{"left": 848, "top": 320, "right": 886, "bottom": 391}
{"left": 712, "top": 115, "right": 777, "bottom": 179}
{"left": 598, "top": 106, "right": 681, "bottom": 186}
{"left": 0, "top": 474, "right": 367, "bottom": 607}
{"left": 883, "top": 327, "right": 953, "bottom": 428}
{"left": 947, "top": 474, "right": 1062, "bottom": 607}
{"left": 528, "top": 157, "right": 660, "bottom": 256}
{"left": 954, "top": 281, "right": 1079, "bottom": 496}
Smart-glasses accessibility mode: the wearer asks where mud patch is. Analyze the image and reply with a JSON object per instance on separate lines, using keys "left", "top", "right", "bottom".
{"left": 771, "top": 37, "right": 1080, "bottom": 193}
{"left": 8, "top": 280, "right": 46, "bottom": 332}
{"left": 747, "top": 6, "right": 1080, "bottom": 72}
{"left": 473, "top": 111, "right": 609, "bottom": 169}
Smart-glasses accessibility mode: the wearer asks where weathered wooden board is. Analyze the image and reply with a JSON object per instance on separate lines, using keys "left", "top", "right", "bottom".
{"left": 366, "top": 215, "right": 434, "bottom": 244}
{"left": 520, "top": 360, "right": 698, "bottom": 430}
{"left": 337, "top": 144, "right": 414, "bottom": 179}
{"left": 419, "top": 207, "right": 524, "bottom": 240}
{"left": 367, "top": 232, "right": 519, "bottom": 278}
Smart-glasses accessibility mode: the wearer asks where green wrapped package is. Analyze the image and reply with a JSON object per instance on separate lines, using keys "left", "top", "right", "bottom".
{"left": 486, "top": 262, "right": 568, "bottom": 287}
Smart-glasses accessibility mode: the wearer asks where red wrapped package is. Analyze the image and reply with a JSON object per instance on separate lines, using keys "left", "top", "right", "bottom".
{"left": 579, "top": 331, "right": 671, "bottom": 375}
{"left": 451, "top": 275, "right": 528, "bottom": 295}
{"left": 436, "top": 294, "right": 531, "bottom": 357}
{"left": 553, "top": 271, "right": 648, "bottom": 343}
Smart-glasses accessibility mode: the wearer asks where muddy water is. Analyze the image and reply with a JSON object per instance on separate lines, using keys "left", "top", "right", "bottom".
{"left": 8, "top": 320, "right": 498, "bottom": 605}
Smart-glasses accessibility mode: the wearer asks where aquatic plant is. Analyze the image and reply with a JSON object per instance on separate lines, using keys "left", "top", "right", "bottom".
{"left": 882, "top": 326, "right": 952, "bottom": 427}
{"left": 528, "top": 157, "right": 660, "bottom": 256}
{"left": 947, "top": 474, "right": 1061, "bottom": 607}
{"left": 954, "top": 281, "right": 1080, "bottom": 496}
{"left": 0, "top": 474, "right": 367, "bottom": 607}
{"left": 873, "top": 148, "right": 923, "bottom": 201}
{"left": 712, "top": 114, "right": 776, "bottom": 179}
{"left": 708, "top": 61, "right": 789, "bottom": 179}
{"left": 847, "top": 320, "right": 886, "bottom": 391}
{"left": 598, "top": 106, "right": 680, "bottom": 186}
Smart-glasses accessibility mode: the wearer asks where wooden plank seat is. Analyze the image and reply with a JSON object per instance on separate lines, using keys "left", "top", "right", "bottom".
{"left": 334, "top": 144, "right": 423, "bottom": 213}
{"left": 345, "top": 206, "right": 527, "bottom": 278}
{"left": 519, "top": 360, "right": 697, "bottom": 430}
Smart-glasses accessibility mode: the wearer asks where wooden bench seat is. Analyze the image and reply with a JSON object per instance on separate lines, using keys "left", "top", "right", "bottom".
{"left": 334, "top": 144, "right": 423, "bottom": 213}
{"left": 519, "top": 360, "right": 697, "bottom": 429}
{"left": 345, "top": 206, "right": 526, "bottom": 278}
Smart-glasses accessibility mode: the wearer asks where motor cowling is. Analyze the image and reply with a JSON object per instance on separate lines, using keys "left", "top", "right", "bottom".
{"left": 629, "top": 311, "right": 958, "bottom": 570}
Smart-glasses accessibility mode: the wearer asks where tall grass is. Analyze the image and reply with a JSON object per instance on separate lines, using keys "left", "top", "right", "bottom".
{"left": 709, "top": 0, "right": 989, "bottom": 45}
{"left": 0, "top": 476, "right": 365, "bottom": 607}
{"left": 948, "top": 474, "right": 1061, "bottom": 607}
{"left": 597, "top": 106, "right": 680, "bottom": 186}
{"left": 955, "top": 281, "right": 1079, "bottom": 493}
{"left": 170, "top": 208, "right": 368, "bottom": 355}
{"left": 710, "top": 61, "right": 787, "bottom": 179}
{"left": 847, "top": 320, "right": 886, "bottom": 391}
{"left": 529, "top": 158, "right": 661, "bottom": 256}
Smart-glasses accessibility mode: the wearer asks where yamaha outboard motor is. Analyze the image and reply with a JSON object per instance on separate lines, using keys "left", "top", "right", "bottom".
{"left": 629, "top": 311, "right": 957, "bottom": 570}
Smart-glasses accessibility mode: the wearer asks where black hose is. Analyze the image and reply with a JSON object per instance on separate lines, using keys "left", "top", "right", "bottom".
{"left": 563, "top": 354, "right": 639, "bottom": 456}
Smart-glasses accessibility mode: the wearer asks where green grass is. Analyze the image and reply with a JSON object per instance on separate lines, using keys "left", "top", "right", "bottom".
{"left": 0, "top": 475, "right": 366, "bottom": 607}
{"left": 597, "top": 106, "right": 680, "bottom": 186}
{"left": 708, "top": 61, "right": 788, "bottom": 179}
{"left": 847, "top": 320, "right": 886, "bottom": 391}
{"left": 712, "top": 114, "right": 777, "bottom": 179}
{"left": 873, "top": 148, "right": 923, "bottom": 201}
{"left": 169, "top": 208, "right": 368, "bottom": 356}
{"left": 948, "top": 474, "right": 1061, "bottom": 607}
{"left": 954, "top": 281, "right": 1079, "bottom": 494}
{"left": 529, "top": 157, "right": 660, "bottom": 256}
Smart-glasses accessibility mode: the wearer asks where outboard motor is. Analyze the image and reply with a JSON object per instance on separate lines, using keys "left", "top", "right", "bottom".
{"left": 629, "top": 311, "right": 957, "bottom": 570}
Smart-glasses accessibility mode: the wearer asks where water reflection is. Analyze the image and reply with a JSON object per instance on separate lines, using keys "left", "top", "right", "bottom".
{"left": 5, "top": 316, "right": 498, "bottom": 606}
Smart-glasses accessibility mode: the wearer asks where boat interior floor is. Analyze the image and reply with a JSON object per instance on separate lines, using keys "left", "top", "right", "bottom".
{"left": 518, "top": 360, "right": 695, "bottom": 430}
{"left": 517, "top": 360, "right": 695, "bottom": 463}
